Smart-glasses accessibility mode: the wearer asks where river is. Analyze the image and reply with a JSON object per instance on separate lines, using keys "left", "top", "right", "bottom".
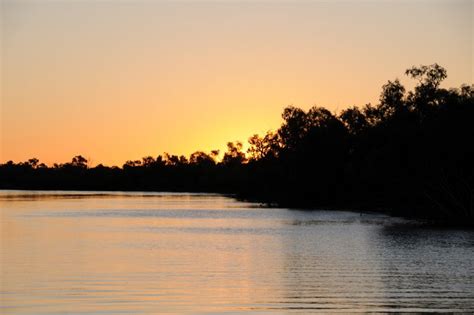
{"left": 1, "top": 190, "right": 473, "bottom": 313}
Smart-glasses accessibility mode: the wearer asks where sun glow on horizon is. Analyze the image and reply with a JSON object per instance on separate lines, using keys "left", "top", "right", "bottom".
{"left": 1, "top": 0, "right": 472, "bottom": 167}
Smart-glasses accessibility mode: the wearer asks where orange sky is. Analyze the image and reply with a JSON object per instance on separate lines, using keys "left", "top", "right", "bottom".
{"left": 1, "top": 0, "right": 472, "bottom": 166}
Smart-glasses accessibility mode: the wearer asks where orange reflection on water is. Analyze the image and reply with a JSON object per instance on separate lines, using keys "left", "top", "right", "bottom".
{"left": 2, "top": 191, "right": 474, "bottom": 313}
{"left": 1, "top": 192, "right": 286, "bottom": 313}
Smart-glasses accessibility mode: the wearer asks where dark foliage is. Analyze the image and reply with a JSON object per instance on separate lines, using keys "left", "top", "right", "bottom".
{"left": 1, "top": 64, "right": 473, "bottom": 225}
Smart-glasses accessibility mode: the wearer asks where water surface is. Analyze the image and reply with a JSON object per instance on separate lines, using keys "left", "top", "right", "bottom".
{"left": 1, "top": 190, "right": 473, "bottom": 313}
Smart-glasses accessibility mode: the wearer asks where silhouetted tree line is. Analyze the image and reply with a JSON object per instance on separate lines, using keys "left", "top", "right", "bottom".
{"left": 1, "top": 64, "right": 473, "bottom": 225}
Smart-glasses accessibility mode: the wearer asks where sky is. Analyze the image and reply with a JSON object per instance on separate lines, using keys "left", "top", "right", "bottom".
{"left": 1, "top": 0, "right": 472, "bottom": 167}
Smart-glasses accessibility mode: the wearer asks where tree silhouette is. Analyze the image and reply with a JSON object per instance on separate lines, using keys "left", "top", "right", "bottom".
{"left": 190, "top": 151, "right": 215, "bottom": 166}
{"left": 222, "top": 142, "right": 247, "bottom": 166}
{"left": 339, "top": 107, "right": 368, "bottom": 135}
{"left": 247, "top": 131, "right": 279, "bottom": 161}
{"left": 71, "top": 155, "right": 88, "bottom": 168}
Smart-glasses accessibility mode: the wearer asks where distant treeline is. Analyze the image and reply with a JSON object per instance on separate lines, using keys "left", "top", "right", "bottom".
{"left": 1, "top": 64, "right": 473, "bottom": 225}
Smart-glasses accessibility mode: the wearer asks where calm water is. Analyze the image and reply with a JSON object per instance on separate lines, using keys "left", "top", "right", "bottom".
{"left": 1, "top": 191, "right": 473, "bottom": 314}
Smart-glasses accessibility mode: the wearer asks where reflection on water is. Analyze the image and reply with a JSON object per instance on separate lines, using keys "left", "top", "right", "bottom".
{"left": 1, "top": 190, "right": 473, "bottom": 313}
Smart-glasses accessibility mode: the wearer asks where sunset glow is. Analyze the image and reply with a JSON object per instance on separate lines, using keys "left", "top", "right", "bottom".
{"left": 2, "top": 0, "right": 472, "bottom": 166}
